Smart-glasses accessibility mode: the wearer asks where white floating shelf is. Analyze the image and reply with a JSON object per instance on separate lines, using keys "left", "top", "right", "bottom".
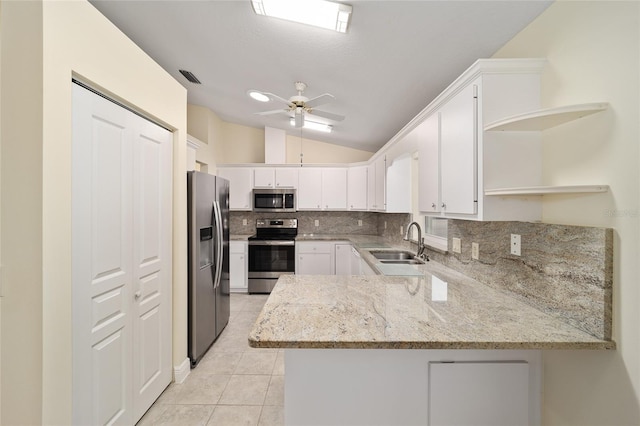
{"left": 484, "top": 102, "right": 609, "bottom": 131}
{"left": 485, "top": 185, "right": 609, "bottom": 196}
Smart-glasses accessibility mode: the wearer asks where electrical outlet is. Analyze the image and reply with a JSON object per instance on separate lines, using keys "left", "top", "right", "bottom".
{"left": 242, "top": 219, "right": 247, "bottom": 226}
{"left": 452, "top": 237, "right": 461, "bottom": 253}
{"left": 471, "top": 242, "right": 479, "bottom": 260}
{"left": 314, "top": 219, "right": 320, "bottom": 227}
{"left": 400, "top": 226, "right": 404, "bottom": 235}
{"left": 358, "top": 220, "right": 362, "bottom": 226}
{"left": 511, "top": 234, "right": 521, "bottom": 256}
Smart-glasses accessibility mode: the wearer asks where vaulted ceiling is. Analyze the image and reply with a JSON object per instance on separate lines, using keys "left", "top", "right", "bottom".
{"left": 91, "top": 0, "right": 551, "bottom": 152}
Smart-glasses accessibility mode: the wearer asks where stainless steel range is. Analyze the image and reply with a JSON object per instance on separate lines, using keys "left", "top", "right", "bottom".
{"left": 248, "top": 218, "right": 297, "bottom": 294}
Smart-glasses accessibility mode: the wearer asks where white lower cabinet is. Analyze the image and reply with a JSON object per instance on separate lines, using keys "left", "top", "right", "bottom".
{"left": 429, "top": 361, "right": 530, "bottom": 426}
{"left": 335, "top": 243, "right": 352, "bottom": 275}
{"left": 285, "top": 349, "right": 540, "bottom": 426}
{"left": 296, "top": 242, "right": 335, "bottom": 275}
{"left": 230, "top": 241, "right": 248, "bottom": 293}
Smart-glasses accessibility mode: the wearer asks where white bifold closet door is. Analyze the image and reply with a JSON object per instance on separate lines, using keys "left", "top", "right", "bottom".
{"left": 72, "top": 83, "right": 173, "bottom": 425}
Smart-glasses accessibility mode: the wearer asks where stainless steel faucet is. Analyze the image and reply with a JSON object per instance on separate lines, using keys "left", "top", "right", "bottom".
{"left": 404, "top": 221, "right": 425, "bottom": 258}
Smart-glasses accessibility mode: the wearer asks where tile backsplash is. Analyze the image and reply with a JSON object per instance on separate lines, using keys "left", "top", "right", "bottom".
{"left": 230, "top": 211, "right": 411, "bottom": 238}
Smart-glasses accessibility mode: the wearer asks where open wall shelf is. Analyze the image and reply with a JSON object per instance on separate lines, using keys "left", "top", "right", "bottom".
{"left": 484, "top": 102, "right": 609, "bottom": 132}
{"left": 485, "top": 185, "right": 609, "bottom": 196}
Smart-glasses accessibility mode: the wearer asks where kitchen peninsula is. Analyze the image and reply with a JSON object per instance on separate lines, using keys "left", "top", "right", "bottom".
{"left": 249, "top": 238, "right": 614, "bottom": 425}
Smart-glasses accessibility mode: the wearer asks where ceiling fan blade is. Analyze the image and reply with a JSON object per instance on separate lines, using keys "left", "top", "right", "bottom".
{"left": 262, "top": 92, "right": 293, "bottom": 106}
{"left": 307, "top": 109, "right": 345, "bottom": 122}
{"left": 304, "top": 93, "right": 335, "bottom": 109}
{"left": 255, "top": 109, "right": 289, "bottom": 116}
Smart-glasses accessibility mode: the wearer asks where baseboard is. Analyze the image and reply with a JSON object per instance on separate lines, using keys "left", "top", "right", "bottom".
{"left": 173, "top": 357, "right": 191, "bottom": 384}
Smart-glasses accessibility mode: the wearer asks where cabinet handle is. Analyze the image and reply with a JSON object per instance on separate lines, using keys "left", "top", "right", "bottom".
{"left": 441, "top": 203, "right": 446, "bottom": 209}
{"left": 431, "top": 203, "right": 436, "bottom": 209}
{"left": 134, "top": 291, "right": 142, "bottom": 300}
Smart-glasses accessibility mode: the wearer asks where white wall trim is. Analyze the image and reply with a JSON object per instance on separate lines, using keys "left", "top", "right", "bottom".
{"left": 173, "top": 357, "right": 191, "bottom": 384}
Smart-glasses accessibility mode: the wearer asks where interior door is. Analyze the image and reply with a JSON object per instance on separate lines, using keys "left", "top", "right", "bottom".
{"left": 72, "top": 83, "right": 172, "bottom": 425}
{"left": 130, "top": 112, "right": 173, "bottom": 421}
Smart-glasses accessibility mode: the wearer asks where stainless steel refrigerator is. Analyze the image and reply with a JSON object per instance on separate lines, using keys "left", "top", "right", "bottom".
{"left": 187, "top": 171, "right": 230, "bottom": 367}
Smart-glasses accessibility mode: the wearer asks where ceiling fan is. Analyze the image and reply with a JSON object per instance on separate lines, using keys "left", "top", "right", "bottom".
{"left": 253, "top": 81, "right": 345, "bottom": 128}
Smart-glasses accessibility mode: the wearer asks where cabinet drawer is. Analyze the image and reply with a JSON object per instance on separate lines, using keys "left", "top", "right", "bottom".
{"left": 297, "top": 242, "right": 334, "bottom": 254}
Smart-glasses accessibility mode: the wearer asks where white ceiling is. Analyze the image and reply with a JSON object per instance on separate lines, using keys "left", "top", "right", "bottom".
{"left": 90, "top": 0, "right": 551, "bottom": 153}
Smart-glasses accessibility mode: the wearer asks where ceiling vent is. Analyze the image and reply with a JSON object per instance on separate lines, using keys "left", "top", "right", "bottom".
{"left": 179, "top": 69, "right": 201, "bottom": 84}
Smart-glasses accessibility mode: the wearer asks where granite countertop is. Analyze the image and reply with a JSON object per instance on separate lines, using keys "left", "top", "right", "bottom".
{"left": 230, "top": 234, "right": 253, "bottom": 241}
{"left": 248, "top": 253, "right": 615, "bottom": 350}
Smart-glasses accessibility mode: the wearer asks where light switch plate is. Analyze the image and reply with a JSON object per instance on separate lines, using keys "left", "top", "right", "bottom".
{"left": 452, "top": 238, "right": 461, "bottom": 254}
{"left": 471, "top": 242, "right": 479, "bottom": 260}
{"left": 358, "top": 220, "right": 362, "bottom": 226}
{"left": 242, "top": 219, "right": 247, "bottom": 226}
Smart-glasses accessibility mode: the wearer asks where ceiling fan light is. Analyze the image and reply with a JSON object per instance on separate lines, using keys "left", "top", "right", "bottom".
{"left": 248, "top": 90, "right": 270, "bottom": 102}
{"left": 290, "top": 118, "right": 332, "bottom": 133}
{"left": 251, "top": 0, "right": 352, "bottom": 34}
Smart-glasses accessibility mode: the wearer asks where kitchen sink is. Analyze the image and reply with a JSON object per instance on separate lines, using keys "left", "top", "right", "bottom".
{"left": 369, "top": 250, "right": 416, "bottom": 260}
{"left": 379, "top": 259, "right": 425, "bottom": 265}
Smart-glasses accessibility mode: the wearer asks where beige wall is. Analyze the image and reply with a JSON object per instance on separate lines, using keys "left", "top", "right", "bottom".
{"left": 494, "top": 2, "right": 640, "bottom": 424}
{"left": 187, "top": 104, "right": 373, "bottom": 167}
{"left": 1, "top": 1, "right": 188, "bottom": 424}
{"left": 286, "top": 134, "right": 372, "bottom": 164}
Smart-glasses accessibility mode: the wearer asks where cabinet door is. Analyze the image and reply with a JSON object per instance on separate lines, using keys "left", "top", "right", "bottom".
{"left": 297, "top": 242, "right": 334, "bottom": 274}
{"left": 253, "top": 168, "right": 275, "bottom": 188}
{"left": 429, "top": 361, "right": 530, "bottom": 426}
{"left": 275, "top": 168, "right": 298, "bottom": 188}
{"left": 348, "top": 166, "right": 368, "bottom": 210}
{"left": 297, "top": 168, "right": 322, "bottom": 209}
{"left": 386, "top": 154, "right": 411, "bottom": 213}
{"left": 440, "top": 83, "right": 478, "bottom": 215}
{"left": 418, "top": 113, "right": 441, "bottom": 213}
{"left": 297, "top": 168, "right": 320, "bottom": 210}
{"left": 229, "top": 241, "right": 247, "bottom": 292}
{"left": 218, "top": 168, "right": 253, "bottom": 210}
{"left": 321, "top": 168, "right": 348, "bottom": 210}
{"left": 335, "top": 244, "right": 352, "bottom": 275}
{"left": 367, "top": 163, "right": 377, "bottom": 210}
{"left": 375, "top": 157, "right": 386, "bottom": 211}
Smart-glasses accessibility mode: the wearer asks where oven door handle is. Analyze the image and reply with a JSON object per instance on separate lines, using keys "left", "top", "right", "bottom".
{"left": 249, "top": 240, "right": 295, "bottom": 246}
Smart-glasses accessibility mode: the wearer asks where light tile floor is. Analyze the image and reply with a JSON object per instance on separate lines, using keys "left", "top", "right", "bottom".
{"left": 137, "top": 294, "right": 284, "bottom": 426}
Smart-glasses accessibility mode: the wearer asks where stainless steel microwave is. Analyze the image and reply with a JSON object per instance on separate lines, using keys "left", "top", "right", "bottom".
{"left": 253, "top": 188, "right": 296, "bottom": 212}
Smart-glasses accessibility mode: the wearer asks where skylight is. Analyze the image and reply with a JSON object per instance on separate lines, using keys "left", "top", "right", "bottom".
{"left": 251, "top": 0, "right": 352, "bottom": 33}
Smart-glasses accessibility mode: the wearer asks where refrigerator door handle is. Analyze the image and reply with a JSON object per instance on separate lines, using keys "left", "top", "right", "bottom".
{"left": 212, "top": 200, "right": 223, "bottom": 289}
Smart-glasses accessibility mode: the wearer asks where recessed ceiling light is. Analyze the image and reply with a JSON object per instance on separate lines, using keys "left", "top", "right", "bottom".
{"left": 290, "top": 118, "right": 333, "bottom": 133}
{"left": 248, "top": 90, "right": 270, "bottom": 102}
{"left": 251, "top": 0, "right": 352, "bottom": 33}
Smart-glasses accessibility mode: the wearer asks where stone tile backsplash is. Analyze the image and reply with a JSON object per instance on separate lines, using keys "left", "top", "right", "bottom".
{"left": 230, "top": 211, "right": 411, "bottom": 237}
{"left": 426, "top": 219, "right": 613, "bottom": 340}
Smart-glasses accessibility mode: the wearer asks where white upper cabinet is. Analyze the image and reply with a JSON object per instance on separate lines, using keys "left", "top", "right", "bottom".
{"left": 321, "top": 168, "right": 348, "bottom": 210}
{"left": 347, "top": 166, "right": 368, "bottom": 210}
{"left": 414, "top": 58, "right": 551, "bottom": 221}
{"left": 367, "top": 157, "right": 386, "bottom": 211}
{"left": 253, "top": 167, "right": 298, "bottom": 188}
{"left": 418, "top": 113, "right": 440, "bottom": 213}
{"left": 439, "top": 81, "right": 479, "bottom": 216}
{"left": 218, "top": 167, "right": 253, "bottom": 211}
{"left": 386, "top": 154, "right": 411, "bottom": 213}
{"left": 297, "top": 168, "right": 323, "bottom": 209}
{"left": 298, "top": 167, "right": 347, "bottom": 210}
